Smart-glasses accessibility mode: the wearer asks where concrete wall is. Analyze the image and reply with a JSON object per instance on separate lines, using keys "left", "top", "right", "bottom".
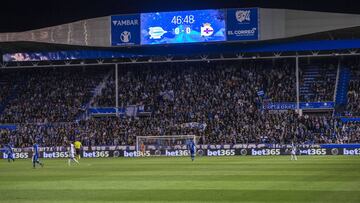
{"left": 0, "top": 16, "right": 110, "bottom": 47}
{"left": 259, "top": 8, "right": 360, "bottom": 40}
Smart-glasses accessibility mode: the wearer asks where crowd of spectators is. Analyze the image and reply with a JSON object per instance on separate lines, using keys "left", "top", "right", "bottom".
{"left": 0, "top": 61, "right": 359, "bottom": 147}
{"left": 1, "top": 112, "right": 359, "bottom": 147}
{"left": 259, "top": 62, "right": 296, "bottom": 102}
{"left": 92, "top": 61, "right": 296, "bottom": 107}
{"left": 0, "top": 67, "right": 109, "bottom": 123}
{"left": 346, "top": 65, "right": 360, "bottom": 116}
{"left": 338, "top": 122, "right": 360, "bottom": 143}
{"left": 0, "top": 71, "right": 17, "bottom": 110}
{"left": 0, "top": 83, "right": 12, "bottom": 110}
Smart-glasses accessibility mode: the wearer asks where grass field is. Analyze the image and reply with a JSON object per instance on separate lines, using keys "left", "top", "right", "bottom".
{"left": 0, "top": 156, "right": 359, "bottom": 203}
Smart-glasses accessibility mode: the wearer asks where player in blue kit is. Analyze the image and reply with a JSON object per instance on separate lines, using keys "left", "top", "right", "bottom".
{"left": 32, "top": 141, "right": 43, "bottom": 168}
{"left": 187, "top": 139, "right": 196, "bottom": 161}
{"left": 4, "top": 143, "right": 15, "bottom": 162}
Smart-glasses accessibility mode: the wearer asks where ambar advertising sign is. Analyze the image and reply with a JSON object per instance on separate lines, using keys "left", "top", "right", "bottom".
{"left": 111, "top": 14, "right": 140, "bottom": 46}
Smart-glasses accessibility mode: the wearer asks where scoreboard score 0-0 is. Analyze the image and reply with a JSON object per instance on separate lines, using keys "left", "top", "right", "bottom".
{"left": 111, "top": 8, "right": 259, "bottom": 46}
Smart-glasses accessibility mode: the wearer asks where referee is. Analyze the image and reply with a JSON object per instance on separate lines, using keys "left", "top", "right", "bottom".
{"left": 74, "top": 139, "right": 82, "bottom": 160}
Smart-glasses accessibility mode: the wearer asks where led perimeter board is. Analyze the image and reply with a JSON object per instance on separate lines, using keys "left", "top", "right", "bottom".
{"left": 140, "top": 9, "right": 226, "bottom": 45}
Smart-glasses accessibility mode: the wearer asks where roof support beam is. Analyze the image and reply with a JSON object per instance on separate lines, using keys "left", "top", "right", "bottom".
{"left": 1, "top": 52, "right": 360, "bottom": 69}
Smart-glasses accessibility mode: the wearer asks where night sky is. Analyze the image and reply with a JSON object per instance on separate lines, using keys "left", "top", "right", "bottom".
{"left": 0, "top": 0, "right": 359, "bottom": 32}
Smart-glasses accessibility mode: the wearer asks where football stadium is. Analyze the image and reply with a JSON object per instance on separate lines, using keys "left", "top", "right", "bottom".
{"left": 0, "top": 0, "right": 360, "bottom": 202}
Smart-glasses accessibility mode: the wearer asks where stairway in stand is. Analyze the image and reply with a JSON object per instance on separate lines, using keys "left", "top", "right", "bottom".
{"left": 300, "top": 65, "right": 336, "bottom": 102}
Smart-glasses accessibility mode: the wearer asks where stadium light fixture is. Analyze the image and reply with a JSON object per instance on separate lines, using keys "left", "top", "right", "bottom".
{"left": 130, "top": 58, "right": 138, "bottom": 63}
{"left": 236, "top": 53, "right": 243, "bottom": 59}
{"left": 200, "top": 54, "right": 208, "bottom": 60}
{"left": 311, "top": 51, "right": 319, "bottom": 56}
{"left": 349, "top": 49, "right": 357, "bottom": 55}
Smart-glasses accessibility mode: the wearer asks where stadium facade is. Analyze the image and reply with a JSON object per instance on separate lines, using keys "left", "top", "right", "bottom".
{"left": 1, "top": 8, "right": 360, "bottom": 46}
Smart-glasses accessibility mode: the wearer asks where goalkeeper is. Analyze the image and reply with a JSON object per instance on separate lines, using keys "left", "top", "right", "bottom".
{"left": 187, "top": 139, "right": 196, "bottom": 161}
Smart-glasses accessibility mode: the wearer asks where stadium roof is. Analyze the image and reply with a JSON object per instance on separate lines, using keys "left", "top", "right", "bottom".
{"left": 1, "top": 26, "right": 360, "bottom": 54}
{"left": 1, "top": 1, "right": 360, "bottom": 67}
{"left": 0, "top": 0, "right": 359, "bottom": 32}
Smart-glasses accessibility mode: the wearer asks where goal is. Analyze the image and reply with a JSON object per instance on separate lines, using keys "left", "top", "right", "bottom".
{"left": 136, "top": 135, "right": 196, "bottom": 155}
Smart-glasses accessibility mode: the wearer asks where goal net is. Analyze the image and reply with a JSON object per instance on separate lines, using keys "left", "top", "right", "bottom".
{"left": 136, "top": 135, "right": 196, "bottom": 156}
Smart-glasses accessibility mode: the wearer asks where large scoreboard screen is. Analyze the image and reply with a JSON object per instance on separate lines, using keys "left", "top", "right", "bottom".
{"left": 140, "top": 9, "right": 226, "bottom": 45}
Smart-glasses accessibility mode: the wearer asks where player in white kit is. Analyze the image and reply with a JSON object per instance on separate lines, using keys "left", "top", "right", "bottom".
{"left": 290, "top": 142, "right": 297, "bottom": 161}
{"left": 68, "top": 142, "right": 80, "bottom": 166}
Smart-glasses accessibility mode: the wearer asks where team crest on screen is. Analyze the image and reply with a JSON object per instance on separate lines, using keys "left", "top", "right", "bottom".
{"left": 148, "top": 27, "right": 167, "bottom": 39}
{"left": 120, "top": 31, "right": 131, "bottom": 43}
{"left": 236, "top": 10, "right": 251, "bottom": 23}
{"left": 200, "top": 23, "right": 214, "bottom": 37}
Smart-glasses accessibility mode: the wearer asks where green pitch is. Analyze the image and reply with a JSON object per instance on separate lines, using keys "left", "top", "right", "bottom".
{"left": 0, "top": 156, "right": 359, "bottom": 203}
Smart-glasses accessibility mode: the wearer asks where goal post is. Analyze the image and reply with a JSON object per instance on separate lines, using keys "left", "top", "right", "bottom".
{"left": 136, "top": 135, "right": 196, "bottom": 156}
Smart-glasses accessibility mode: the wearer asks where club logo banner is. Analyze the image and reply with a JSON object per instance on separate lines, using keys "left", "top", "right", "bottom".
{"left": 226, "top": 8, "right": 259, "bottom": 41}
